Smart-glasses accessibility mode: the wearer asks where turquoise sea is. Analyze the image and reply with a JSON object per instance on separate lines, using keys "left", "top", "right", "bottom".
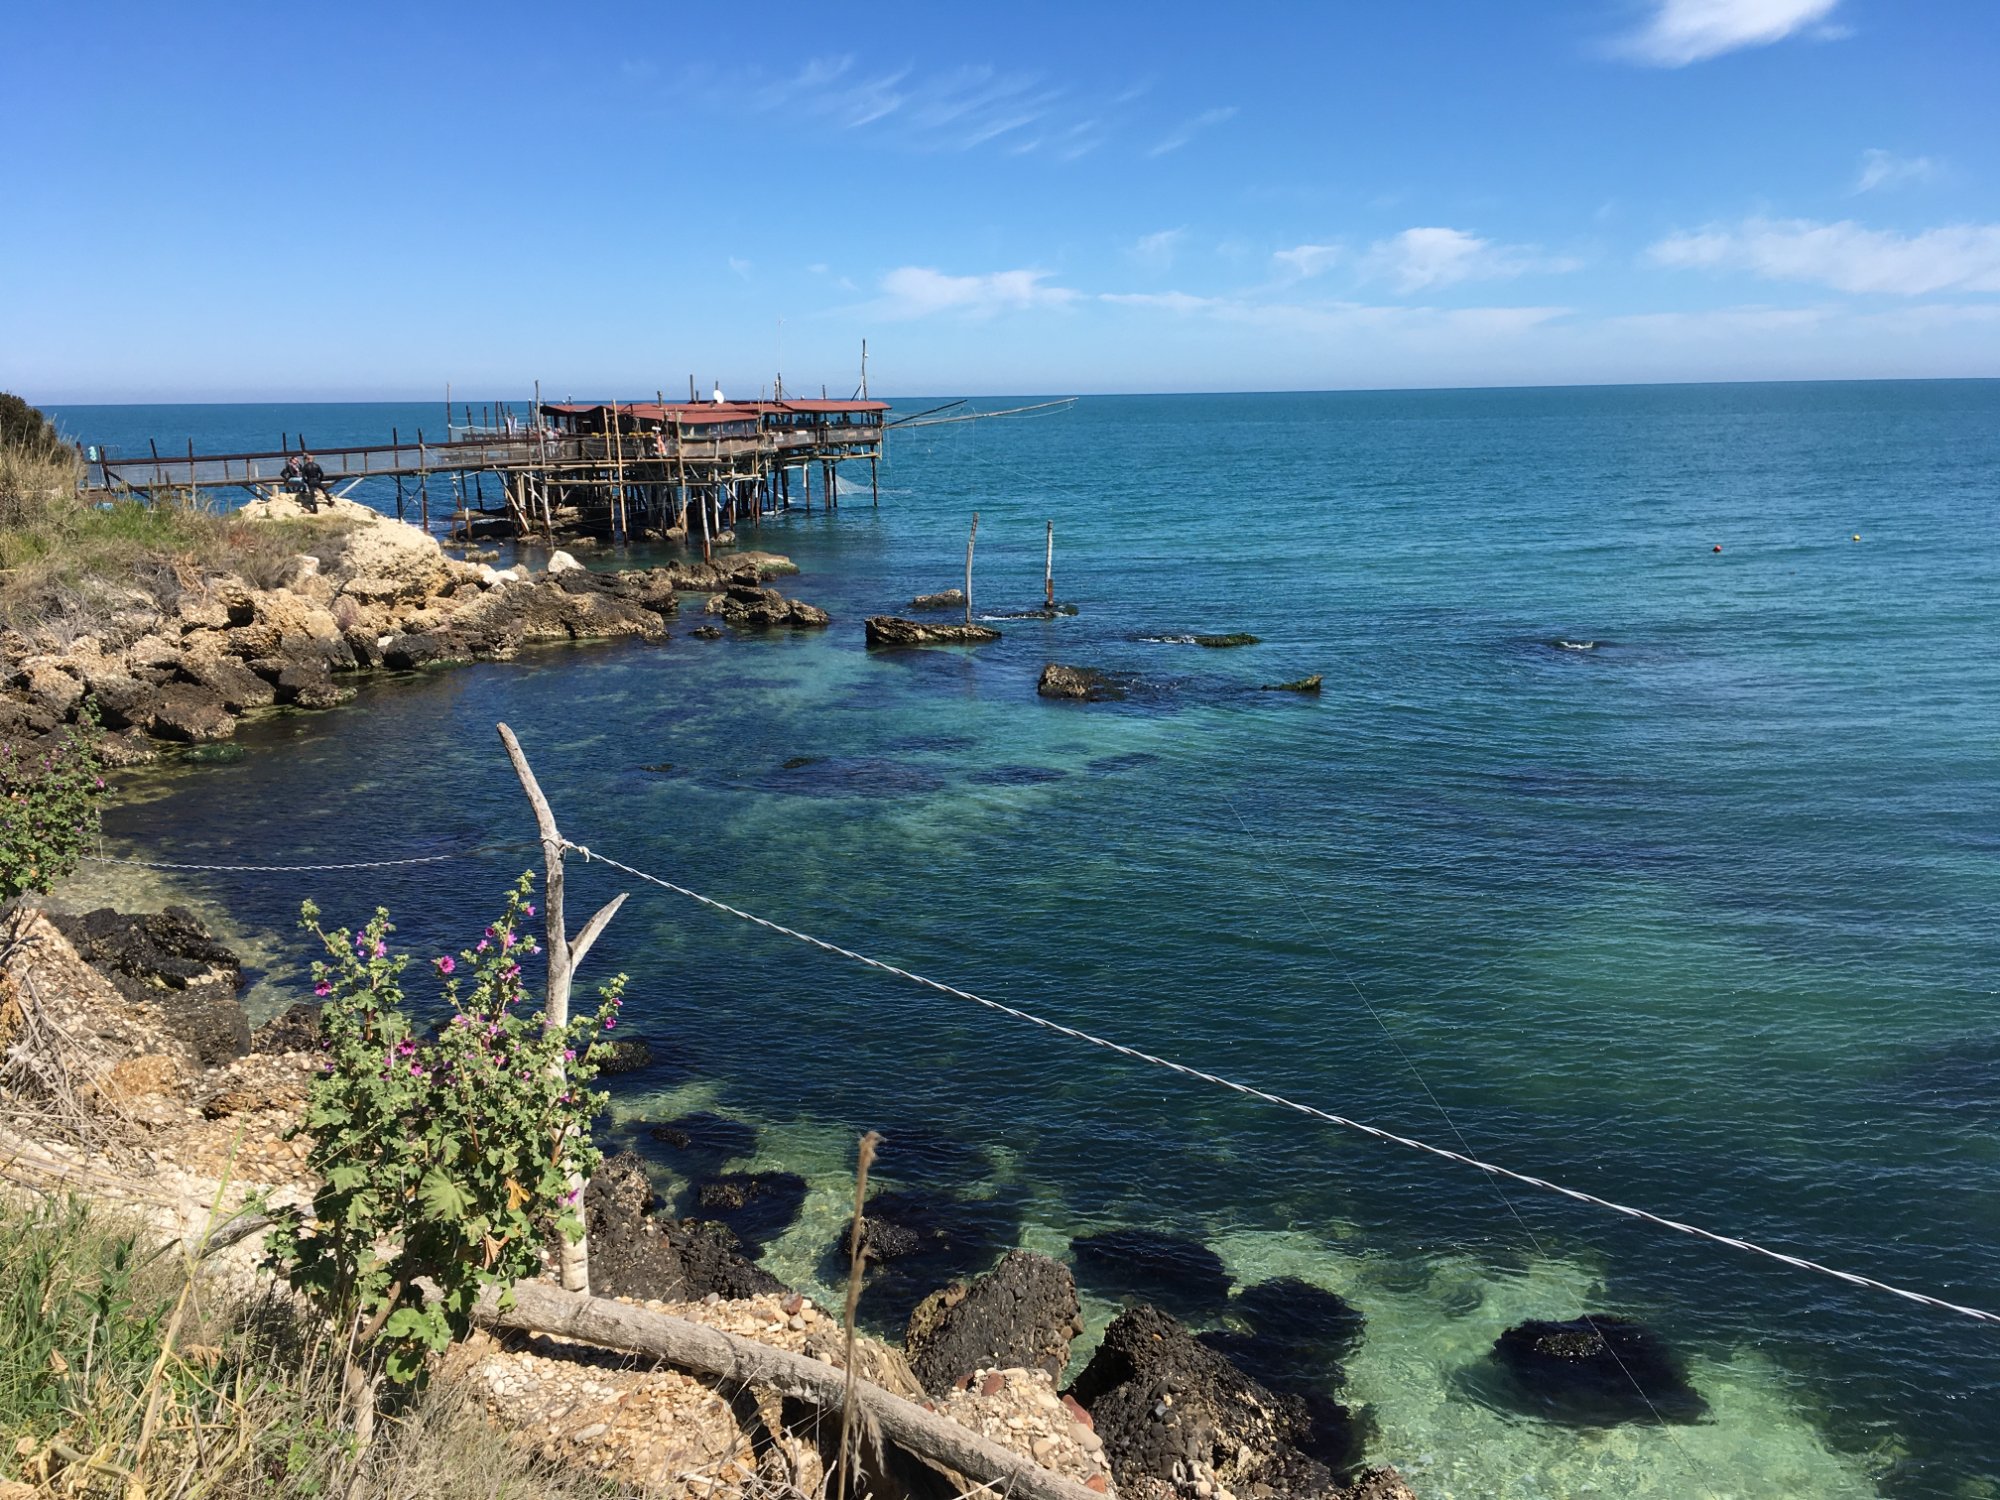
{"left": 48, "top": 383, "right": 2000, "bottom": 1498}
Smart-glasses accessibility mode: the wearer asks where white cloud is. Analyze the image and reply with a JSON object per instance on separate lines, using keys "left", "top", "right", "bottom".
{"left": 1362, "top": 227, "right": 1579, "bottom": 292}
{"left": 1130, "top": 228, "right": 1187, "bottom": 270}
{"left": 1147, "top": 107, "right": 1236, "bottom": 158}
{"left": 1648, "top": 217, "right": 2000, "bottom": 294}
{"left": 1614, "top": 0, "right": 1842, "bottom": 66}
{"left": 1271, "top": 243, "right": 1342, "bottom": 281}
{"left": 728, "top": 257, "right": 752, "bottom": 279}
{"left": 1853, "top": 148, "right": 1939, "bottom": 194}
{"left": 875, "top": 267, "right": 1081, "bottom": 319}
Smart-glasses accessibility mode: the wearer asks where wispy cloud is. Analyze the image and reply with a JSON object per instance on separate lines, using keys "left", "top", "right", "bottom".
{"left": 1363, "top": 227, "right": 1580, "bottom": 291}
{"left": 1648, "top": 217, "right": 2000, "bottom": 294}
{"left": 1853, "top": 148, "right": 1939, "bottom": 194}
{"left": 1129, "top": 228, "right": 1187, "bottom": 270}
{"left": 1099, "top": 291, "right": 1217, "bottom": 313}
{"left": 1613, "top": 0, "right": 1843, "bottom": 66}
{"left": 728, "top": 257, "right": 753, "bottom": 280}
{"left": 873, "top": 267, "right": 1081, "bottom": 319}
{"left": 1271, "top": 243, "right": 1342, "bottom": 282}
{"left": 1147, "top": 106, "right": 1236, "bottom": 158}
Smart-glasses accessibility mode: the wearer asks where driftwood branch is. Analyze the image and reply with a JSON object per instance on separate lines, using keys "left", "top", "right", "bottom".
{"left": 568, "top": 893, "right": 627, "bottom": 976}
{"left": 474, "top": 1280, "right": 1101, "bottom": 1500}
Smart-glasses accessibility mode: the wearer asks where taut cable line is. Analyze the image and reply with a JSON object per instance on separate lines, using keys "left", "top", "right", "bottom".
{"left": 561, "top": 838, "right": 2000, "bottom": 1330}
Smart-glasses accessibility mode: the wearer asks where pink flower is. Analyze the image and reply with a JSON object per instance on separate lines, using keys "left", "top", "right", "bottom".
{"left": 313, "top": 982, "right": 332, "bottom": 998}
{"left": 501, "top": 931, "right": 515, "bottom": 949}
{"left": 410, "top": 1063, "right": 424, "bottom": 1076}
{"left": 503, "top": 962, "right": 520, "bottom": 981}
{"left": 476, "top": 939, "right": 489, "bottom": 952}
{"left": 372, "top": 940, "right": 388, "bottom": 959}
{"left": 562, "top": 1048, "right": 575, "bottom": 1062}
{"left": 603, "top": 1016, "right": 617, "bottom": 1030}
{"left": 523, "top": 903, "right": 537, "bottom": 917}
{"left": 527, "top": 943, "right": 542, "bottom": 956}
{"left": 436, "top": 955, "right": 456, "bottom": 974}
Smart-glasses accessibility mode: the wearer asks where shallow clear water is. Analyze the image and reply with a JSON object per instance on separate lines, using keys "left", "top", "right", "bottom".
{"left": 53, "top": 384, "right": 2000, "bottom": 1498}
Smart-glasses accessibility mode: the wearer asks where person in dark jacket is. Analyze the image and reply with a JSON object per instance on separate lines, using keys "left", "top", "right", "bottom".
{"left": 299, "top": 453, "right": 326, "bottom": 512}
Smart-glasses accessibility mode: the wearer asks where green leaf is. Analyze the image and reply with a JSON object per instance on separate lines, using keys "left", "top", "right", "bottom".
{"left": 418, "top": 1168, "right": 471, "bottom": 1222}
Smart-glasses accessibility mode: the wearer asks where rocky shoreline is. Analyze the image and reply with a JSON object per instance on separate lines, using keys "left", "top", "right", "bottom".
{"left": 0, "top": 494, "right": 827, "bottom": 761}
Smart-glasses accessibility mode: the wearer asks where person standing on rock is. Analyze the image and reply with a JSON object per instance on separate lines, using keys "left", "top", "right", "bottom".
{"left": 280, "top": 452, "right": 303, "bottom": 495}
{"left": 299, "top": 452, "right": 326, "bottom": 512}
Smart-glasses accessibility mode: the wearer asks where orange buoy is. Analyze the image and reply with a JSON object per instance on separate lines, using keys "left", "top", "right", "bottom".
{"left": 1712, "top": 544, "right": 1723, "bottom": 553}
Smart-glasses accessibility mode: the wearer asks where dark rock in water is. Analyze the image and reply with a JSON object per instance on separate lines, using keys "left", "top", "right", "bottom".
{"left": 588, "top": 1036, "right": 653, "bottom": 1075}
{"left": 782, "top": 755, "right": 824, "bottom": 770}
{"left": 907, "top": 588, "right": 967, "bottom": 612}
{"left": 251, "top": 1002, "right": 321, "bottom": 1054}
{"left": 1262, "top": 673, "right": 1323, "bottom": 693}
{"left": 831, "top": 1187, "right": 1026, "bottom": 1330}
{"left": 866, "top": 615, "right": 1001, "bottom": 648}
{"left": 704, "top": 584, "right": 828, "bottom": 631}
{"left": 648, "top": 1111, "right": 759, "bottom": 1174}
{"left": 1067, "top": 1304, "right": 1358, "bottom": 1496}
{"left": 762, "top": 756, "right": 948, "bottom": 800}
{"left": 905, "top": 1249, "right": 1085, "bottom": 1392}
{"left": 53, "top": 906, "right": 249, "bottom": 1065}
{"left": 692, "top": 624, "right": 723, "bottom": 640}
{"left": 584, "top": 1152, "right": 791, "bottom": 1302}
{"left": 1490, "top": 1315, "right": 1707, "bottom": 1426}
{"left": 641, "top": 761, "right": 675, "bottom": 774}
{"left": 1037, "top": 664, "right": 1125, "bottom": 702}
{"left": 1070, "top": 1228, "right": 1233, "bottom": 1320}
{"left": 1234, "top": 1277, "right": 1366, "bottom": 1358}
{"left": 1194, "top": 633, "right": 1260, "bottom": 648}
{"left": 966, "top": 764, "right": 1068, "bottom": 786}
{"left": 694, "top": 1171, "right": 808, "bottom": 1254}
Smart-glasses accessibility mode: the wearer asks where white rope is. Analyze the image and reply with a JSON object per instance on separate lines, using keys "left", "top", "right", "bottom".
{"left": 79, "top": 843, "right": 521, "bottom": 874}
{"left": 564, "top": 838, "right": 2000, "bottom": 1329}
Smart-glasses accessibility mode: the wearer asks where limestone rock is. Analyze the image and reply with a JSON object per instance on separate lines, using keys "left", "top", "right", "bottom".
{"left": 1037, "top": 664, "right": 1123, "bottom": 701}
{"left": 908, "top": 588, "right": 968, "bottom": 612}
{"left": 547, "top": 549, "right": 585, "bottom": 574}
{"left": 865, "top": 616, "right": 1001, "bottom": 648}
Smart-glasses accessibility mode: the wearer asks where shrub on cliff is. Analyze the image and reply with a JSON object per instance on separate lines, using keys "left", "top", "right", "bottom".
{"left": 0, "top": 393, "right": 79, "bottom": 532}
{"left": 267, "top": 874, "right": 625, "bottom": 1417}
{"left": 0, "top": 716, "right": 103, "bottom": 906}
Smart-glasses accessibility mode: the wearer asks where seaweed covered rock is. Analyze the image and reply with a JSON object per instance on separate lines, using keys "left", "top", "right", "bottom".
{"left": 1071, "top": 1228, "right": 1233, "bottom": 1321}
{"left": 693, "top": 1170, "right": 809, "bottom": 1255}
{"left": 904, "top": 1249, "right": 1085, "bottom": 1392}
{"left": 584, "top": 1152, "right": 791, "bottom": 1302}
{"left": 1490, "top": 1315, "right": 1708, "bottom": 1426}
{"left": 1067, "top": 1304, "right": 1361, "bottom": 1500}
{"left": 1037, "top": 664, "right": 1127, "bottom": 701}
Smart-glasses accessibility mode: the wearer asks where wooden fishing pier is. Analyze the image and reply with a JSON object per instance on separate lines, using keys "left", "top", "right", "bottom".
{"left": 90, "top": 392, "right": 892, "bottom": 553}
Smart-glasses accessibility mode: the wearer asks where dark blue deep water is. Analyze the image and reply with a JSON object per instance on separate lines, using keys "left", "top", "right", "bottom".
{"left": 51, "top": 384, "right": 2000, "bottom": 1498}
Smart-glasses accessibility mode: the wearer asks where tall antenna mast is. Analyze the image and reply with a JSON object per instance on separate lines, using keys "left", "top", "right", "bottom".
{"left": 860, "top": 339, "right": 869, "bottom": 400}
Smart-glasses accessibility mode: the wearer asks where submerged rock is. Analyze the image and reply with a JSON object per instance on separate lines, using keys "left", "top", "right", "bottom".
{"left": 1489, "top": 1315, "right": 1708, "bottom": 1426}
{"left": 832, "top": 1187, "right": 1027, "bottom": 1330}
{"left": 648, "top": 1111, "right": 759, "bottom": 1175}
{"left": 693, "top": 1171, "right": 809, "bottom": 1256}
{"left": 865, "top": 615, "right": 1002, "bottom": 648}
{"left": 1194, "top": 633, "right": 1260, "bottom": 648}
{"left": 1070, "top": 1227, "right": 1233, "bottom": 1320}
{"left": 1261, "top": 673, "right": 1323, "bottom": 693}
{"left": 904, "top": 1249, "right": 1085, "bottom": 1392}
{"left": 587, "top": 1036, "right": 653, "bottom": 1074}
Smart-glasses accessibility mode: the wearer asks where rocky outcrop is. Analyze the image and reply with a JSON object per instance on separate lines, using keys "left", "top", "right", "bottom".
{"left": 1194, "top": 634, "right": 1259, "bottom": 648}
{"left": 1066, "top": 1304, "right": 1370, "bottom": 1500}
{"left": 1489, "top": 1316, "right": 1707, "bottom": 1426}
{"left": 585, "top": 1153, "right": 790, "bottom": 1303}
{"left": 905, "top": 1249, "right": 1085, "bottom": 1392}
{"left": 908, "top": 589, "right": 968, "bottom": 612}
{"left": 0, "top": 498, "right": 825, "bottom": 753}
{"left": 866, "top": 616, "right": 1002, "bottom": 648}
{"left": 1260, "top": 674, "right": 1322, "bottom": 693}
{"left": 703, "top": 584, "right": 831, "bottom": 631}
{"left": 50, "top": 906, "right": 248, "bottom": 1066}
{"left": 1037, "top": 665, "right": 1124, "bottom": 701}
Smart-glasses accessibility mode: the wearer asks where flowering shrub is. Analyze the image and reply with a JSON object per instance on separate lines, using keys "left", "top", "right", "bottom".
{"left": 0, "top": 717, "right": 104, "bottom": 905}
{"left": 267, "top": 874, "right": 626, "bottom": 1389}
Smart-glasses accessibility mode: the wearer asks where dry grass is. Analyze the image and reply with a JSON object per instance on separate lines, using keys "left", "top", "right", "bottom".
{"left": 0, "top": 1193, "right": 644, "bottom": 1499}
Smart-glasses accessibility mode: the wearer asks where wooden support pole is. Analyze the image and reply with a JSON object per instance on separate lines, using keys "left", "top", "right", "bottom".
{"left": 964, "top": 511, "right": 979, "bottom": 626}
{"left": 1046, "top": 520, "right": 1055, "bottom": 609}
{"left": 871, "top": 455, "right": 879, "bottom": 507}
{"left": 495, "top": 723, "right": 627, "bottom": 1298}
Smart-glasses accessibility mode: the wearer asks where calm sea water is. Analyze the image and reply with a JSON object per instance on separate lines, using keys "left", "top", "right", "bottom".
{"left": 50, "top": 385, "right": 2000, "bottom": 1498}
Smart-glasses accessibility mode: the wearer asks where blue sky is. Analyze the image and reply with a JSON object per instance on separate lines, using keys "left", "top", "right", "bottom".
{"left": 5, "top": 0, "right": 1995, "bottom": 400}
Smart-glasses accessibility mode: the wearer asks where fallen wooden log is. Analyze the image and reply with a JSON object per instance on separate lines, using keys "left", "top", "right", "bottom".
{"left": 473, "top": 1279, "right": 1102, "bottom": 1500}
